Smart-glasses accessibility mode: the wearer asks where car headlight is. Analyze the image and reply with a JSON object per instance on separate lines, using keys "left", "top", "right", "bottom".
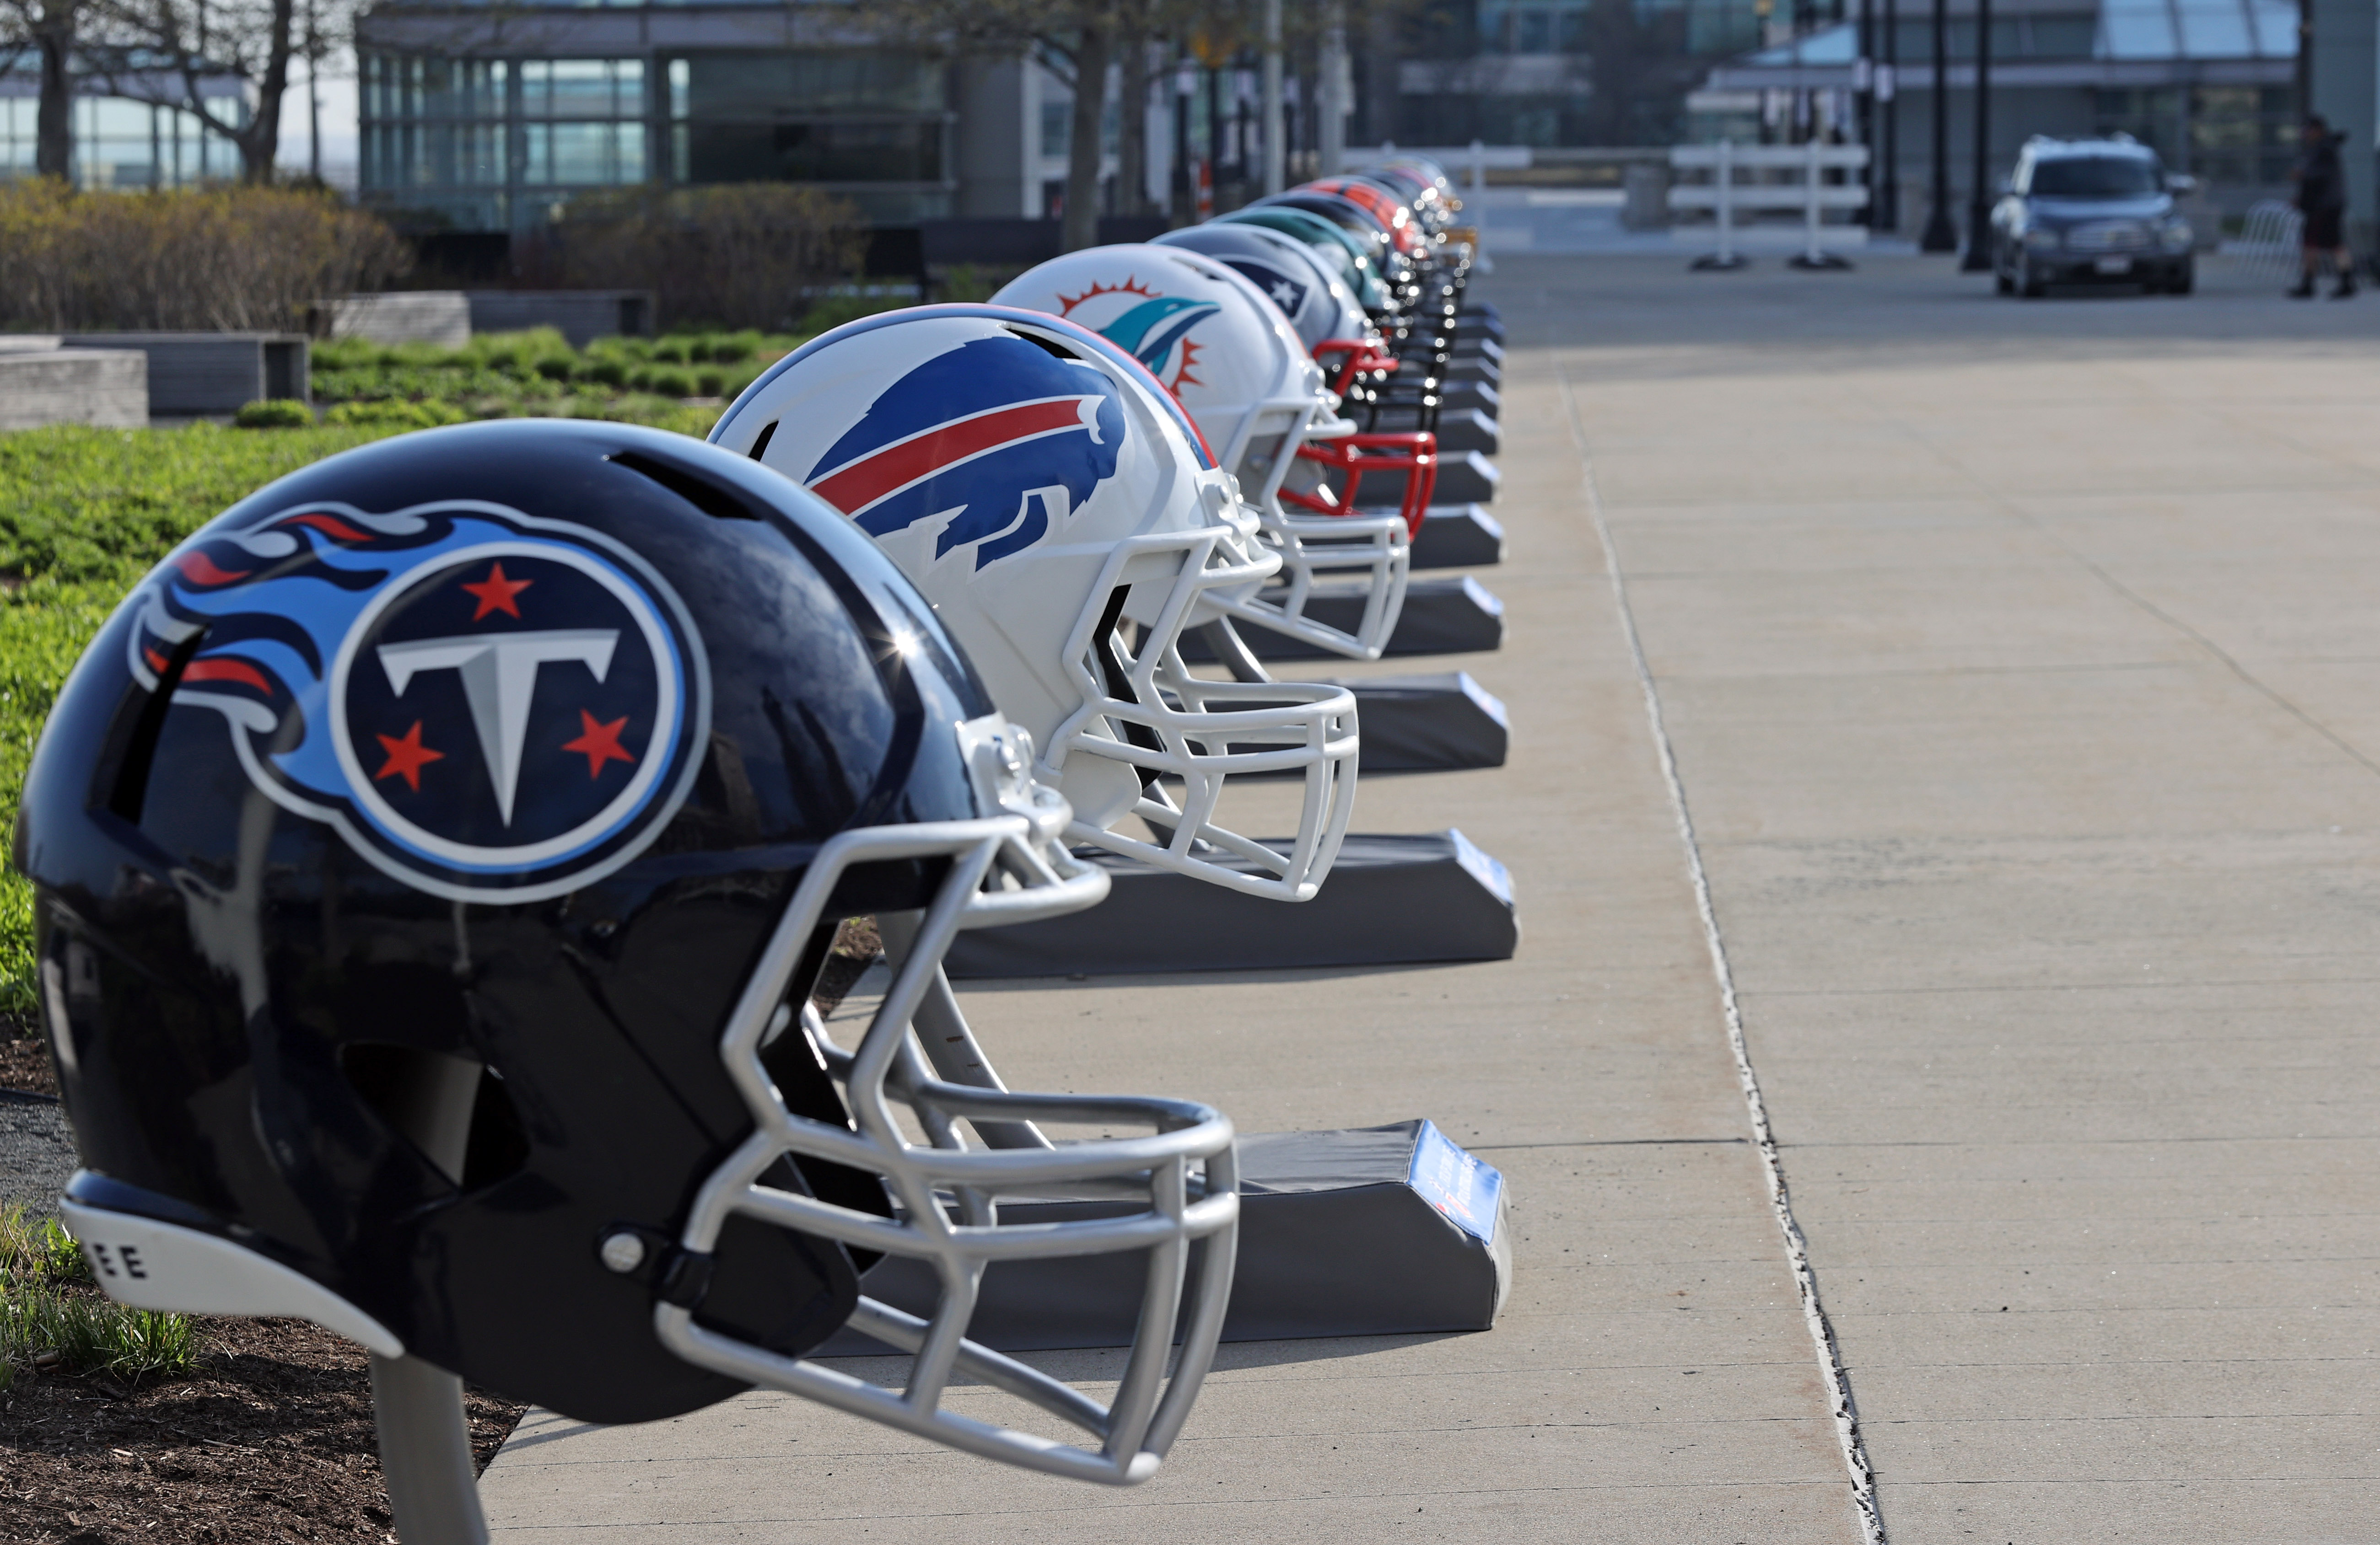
{"left": 2157, "top": 215, "right": 2192, "bottom": 251}
{"left": 2024, "top": 227, "right": 2062, "bottom": 251}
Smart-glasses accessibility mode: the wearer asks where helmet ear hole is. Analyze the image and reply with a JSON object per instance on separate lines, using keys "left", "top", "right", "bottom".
{"left": 340, "top": 1044, "right": 530, "bottom": 1192}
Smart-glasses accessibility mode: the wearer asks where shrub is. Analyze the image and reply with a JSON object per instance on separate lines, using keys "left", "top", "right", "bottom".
{"left": 555, "top": 183, "right": 866, "bottom": 332}
{"left": 643, "top": 366, "right": 695, "bottom": 398}
{"left": 796, "top": 291, "right": 913, "bottom": 335}
{"left": 534, "top": 355, "right": 576, "bottom": 381}
{"left": 0, "top": 180, "right": 410, "bottom": 333}
{"left": 583, "top": 356, "right": 628, "bottom": 388}
{"left": 707, "top": 330, "right": 760, "bottom": 365}
{"left": 652, "top": 337, "right": 690, "bottom": 364}
{"left": 325, "top": 398, "right": 468, "bottom": 429}
{"left": 233, "top": 398, "right": 314, "bottom": 429}
{"left": 695, "top": 368, "right": 725, "bottom": 397}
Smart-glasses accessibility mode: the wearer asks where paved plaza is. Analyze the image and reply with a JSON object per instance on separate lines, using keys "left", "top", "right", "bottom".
{"left": 481, "top": 253, "right": 2380, "bottom": 1543}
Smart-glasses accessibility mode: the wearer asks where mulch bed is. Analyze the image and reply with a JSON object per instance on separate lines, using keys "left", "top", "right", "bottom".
{"left": 3, "top": 1029, "right": 524, "bottom": 1544}
{"left": 0, "top": 1314, "right": 523, "bottom": 1544}
{"left": 0, "top": 1032, "right": 54, "bottom": 1101}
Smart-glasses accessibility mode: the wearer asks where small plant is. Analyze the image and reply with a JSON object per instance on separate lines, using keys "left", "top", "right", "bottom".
{"left": 651, "top": 336, "right": 691, "bottom": 364}
{"left": 534, "top": 355, "right": 576, "bottom": 381}
{"left": 584, "top": 356, "right": 628, "bottom": 388}
{"left": 708, "top": 330, "right": 760, "bottom": 365}
{"left": 695, "top": 368, "right": 725, "bottom": 397}
{"left": 233, "top": 399, "right": 313, "bottom": 429}
{"left": 643, "top": 366, "right": 695, "bottom": 399}
{"left": 1, "top": 1205, "right": 196, "bottom": 1390}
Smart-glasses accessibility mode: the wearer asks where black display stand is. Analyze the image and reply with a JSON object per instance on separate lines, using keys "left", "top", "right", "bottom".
{"left": 1434, "top": 408, "right": 1502, "bottom": 457}
{"left": 1191, "top": 575, "right": 1504, "bottom": 662}
{"left": 943, "top": 830, "right": 1518, "bottom": 978}
{"left": 1408, "top": 504, "right": 1505, "bottom": 569}
{"left": 1360, "top": 448, "right": 1499, "bottom": 511}
{"left": 1325, "top": 671, "right": 1507, "bottom": 772}
{"left": 816, "top": 1120, "right": 1512, "bottom": 1353}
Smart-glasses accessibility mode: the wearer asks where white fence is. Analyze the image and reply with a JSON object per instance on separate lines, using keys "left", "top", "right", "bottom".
{"left": 2223, "top": 199, "right": 2302, "bottom": 282}
{"left": 1668, "top": 140, "right": 1871, "bottom": 267}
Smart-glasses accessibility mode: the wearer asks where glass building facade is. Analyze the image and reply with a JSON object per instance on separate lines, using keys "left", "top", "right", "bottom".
{"left": 356, "top": 14, "right": 955, "bottom": 231}
{"left": 0, "top": 70, "right": 248, "bottom": 188}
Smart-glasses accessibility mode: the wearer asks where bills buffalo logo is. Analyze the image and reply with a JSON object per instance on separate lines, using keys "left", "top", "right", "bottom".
{"left": 1053, "top": 277, "right": 1220, "bottom": 395}
{"left": 127, "top": 501, "right": 709, "bottom": 902}
{"left": 804, "top": 334, "right": 1126, "bottom": 569}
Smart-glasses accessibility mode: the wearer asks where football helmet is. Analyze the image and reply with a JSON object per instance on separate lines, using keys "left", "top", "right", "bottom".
{"left": 1218, "top": 205, "right": 1394, "bottom": 317}
{"left": 1304, "top": 177, "right": 1427, "bottom": 258}
{"left": 20, "top": 419, "right": 1238, "bottom": 1483}
{"left": 1151, "top": 222, "right": 1366, "bottom": 356}
{"left": 711, "top": 305, "right": 1357, "bottom": 901}
{"left": 990, "top": 246, "right": 1421, "bottom": 662}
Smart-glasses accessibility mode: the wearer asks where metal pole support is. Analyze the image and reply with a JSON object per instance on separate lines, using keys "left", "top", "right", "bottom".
{"left": 371, "top": 1353, "right": 492, "bottom": 1545}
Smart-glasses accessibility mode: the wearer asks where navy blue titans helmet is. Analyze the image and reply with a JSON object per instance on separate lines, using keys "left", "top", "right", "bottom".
{"left": 17, "top": 419, "right": 1237, "bottom": 1484}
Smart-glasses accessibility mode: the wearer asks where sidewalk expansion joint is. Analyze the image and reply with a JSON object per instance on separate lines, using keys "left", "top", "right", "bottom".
{"left": 1557, "top": 364, "right": 1889, "bottom": 1545}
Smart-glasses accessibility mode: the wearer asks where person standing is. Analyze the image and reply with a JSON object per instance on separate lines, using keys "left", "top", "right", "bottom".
{"left": 2290, "top": 115, "right": 2356, "bottom": 299}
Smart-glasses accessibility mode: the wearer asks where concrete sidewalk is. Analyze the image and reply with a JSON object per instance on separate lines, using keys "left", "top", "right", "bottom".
{"left": 481, "top": 254, "right": 2377, "bottom": 1542}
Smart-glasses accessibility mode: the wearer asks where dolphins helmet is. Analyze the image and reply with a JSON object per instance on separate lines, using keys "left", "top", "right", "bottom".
{"left": 991, "top": 247, "right": 1421, "bottom": 664}
{"left": 711, "top": 305, "right": 1357, "bottom": 901}
{"left": 19, "top": 419, "right": 1239, "bottom": 1483}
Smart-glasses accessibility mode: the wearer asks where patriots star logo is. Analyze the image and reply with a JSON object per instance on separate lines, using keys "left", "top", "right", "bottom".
{"left": 128, "top": 501, "right": 709, "bottom": 902}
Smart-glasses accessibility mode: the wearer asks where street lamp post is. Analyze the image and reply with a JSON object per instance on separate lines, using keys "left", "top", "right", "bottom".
{"left": 1959, "top": 0, "right": 1995, "bottom": 268}
{"left": 1919, "top": 0, "right": 1957, "bottom": 248}
{"left": 1880, "top": 0, "right": 1900, "bottom": 230}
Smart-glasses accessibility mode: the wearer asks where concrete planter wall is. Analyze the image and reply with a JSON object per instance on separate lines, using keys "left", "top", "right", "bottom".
{"left": 61, "top": 333, "right": 307, "bottom": 416}
{"left": 312, "top": 292, "right": 472, "bottom": 349}
{"left": 465, "top": 291, "right": 653, "bottom": 347}
{"left": 0, "top": 347, "right": 148, "bottom": 429}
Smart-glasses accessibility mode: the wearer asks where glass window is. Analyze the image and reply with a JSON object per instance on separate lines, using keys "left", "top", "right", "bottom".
{"left": 2173, "top": 0, "right": 2252, "bottom": 57}
{"left": 1041, "top": 99, "right": 1070, "bottom": 158}
{"left": 673, "top": 52, "right": 945, "bottom": 118}
{"left": 522, "top": 59, "right": 642, "bottom": 119}
{"left": 683, "top": 118, "right": 942, "bottom": 184}
{"left": 2027, "top": 16, "right": 2097, "bottom": 55}
{"left": 2030, "top": 155, "right": 2163, "bottom": 195}
{"left": 2100, "top": 0, "right": 2178, "bottom": 59}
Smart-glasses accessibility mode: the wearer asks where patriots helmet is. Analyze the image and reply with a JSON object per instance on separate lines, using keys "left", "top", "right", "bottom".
{"left": 17, "top": 418, "right": 1239, "bottom": 1483}
{"left": 711, "top": 305, "right": 1358, "bottom": 901}
{"left": 1150, "top": 221, "right": 1367, "bottom": 356}
{"left": 1217, "top": 205, "right": 1394, "bottom": 318}
{"left": 992, "top": 246, "right": 1422, "bottom": 664}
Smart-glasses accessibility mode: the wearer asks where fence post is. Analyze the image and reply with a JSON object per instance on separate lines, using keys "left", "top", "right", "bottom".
{"left": 1717, "top": 139, "right": 1736, "bottom": 265}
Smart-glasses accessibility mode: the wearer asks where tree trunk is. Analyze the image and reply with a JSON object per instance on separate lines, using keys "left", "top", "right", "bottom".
{"left": 232, "top": 0, "right": 296, "bottom": 181}
{"left": 1062, "top": 17, "right": 1109, "bottom": 251}
{"left": 1116, "top": 24, "right": 1148, "bottom": 217}
{"left": 34, "top": 8, "right": 73, "bottom": 182}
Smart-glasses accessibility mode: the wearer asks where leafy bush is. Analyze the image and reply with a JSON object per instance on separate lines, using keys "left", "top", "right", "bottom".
{"left": 554, "top": 183, "right": 866, "bottom": 332}
{"left": 796, "top": 290, "right": 915, "bottom": 334}
{"left": 0, "top": 179, "right": 410, "bottom": 333}
{"left": 233, "top": 398, "right": 314, "bottom": 429}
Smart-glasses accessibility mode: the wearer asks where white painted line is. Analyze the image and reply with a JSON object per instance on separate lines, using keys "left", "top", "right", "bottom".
{"left": 1556, "top": 363, "right": 1888, "bottom": 1545}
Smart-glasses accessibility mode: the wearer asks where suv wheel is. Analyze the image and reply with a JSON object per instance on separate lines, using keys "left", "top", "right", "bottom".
{"left": 2166, "top": 259, "right": 2195, "bottom": 296}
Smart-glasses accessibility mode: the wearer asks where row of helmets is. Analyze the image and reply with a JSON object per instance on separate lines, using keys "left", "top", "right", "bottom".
{"left": 17, "top": 160, "right": 1467, "bottom": 1492}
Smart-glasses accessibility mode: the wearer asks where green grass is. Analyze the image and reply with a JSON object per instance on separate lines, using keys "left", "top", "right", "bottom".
{"left": 1, "top": 1204, "right": 196, "bottom": 1391}
{"left": 309, "top": 325, "right": 813, "bottom": 416}
{"left": 0, "top": 405, "right": 723, "bottom": 1019}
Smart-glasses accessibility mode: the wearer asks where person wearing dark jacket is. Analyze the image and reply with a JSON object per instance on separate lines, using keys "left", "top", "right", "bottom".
{"left": 2291, "top": 115, "right": 2356, "bottom": 299}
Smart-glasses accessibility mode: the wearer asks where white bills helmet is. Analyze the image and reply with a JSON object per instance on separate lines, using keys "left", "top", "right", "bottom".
{"left": 711, "top": 304, "right": 1357, "bottom": 901}
{"left": 993, "top": 245, "right": 1418, "bottom": 663}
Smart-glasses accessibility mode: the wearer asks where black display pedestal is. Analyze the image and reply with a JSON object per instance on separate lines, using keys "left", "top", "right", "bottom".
{"left": 816, "top": 1120, "right": 1513, "bottom": 1352}
{"left": 944, "top": 830, "right": 1518, "bottom": 978}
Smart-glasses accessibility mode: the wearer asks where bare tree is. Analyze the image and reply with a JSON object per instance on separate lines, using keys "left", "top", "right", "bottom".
{"left": 89, "top": 0, "right": 331, "bottom": 182}
{"left": 0, "top": 0, "right": 83, "bottom": 178}
{"left": 868, "top": 0, "right": 1121, "bottom": 247}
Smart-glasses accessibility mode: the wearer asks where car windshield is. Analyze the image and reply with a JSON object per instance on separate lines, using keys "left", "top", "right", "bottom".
{"left": 2029, "top": 156, "right": 2163, "bottom": 197}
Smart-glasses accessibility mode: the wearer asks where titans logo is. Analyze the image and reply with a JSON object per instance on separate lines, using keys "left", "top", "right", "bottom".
{"left": 804, "top": 334, "right": 1127, "bottom": 570}
{"left": 126, "top": 501, "right": 709, "bottom": 902}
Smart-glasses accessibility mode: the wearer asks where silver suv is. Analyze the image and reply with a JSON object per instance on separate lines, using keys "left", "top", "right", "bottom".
{"left": 1989, "top": 135, "right": 2195, "bottom": 297}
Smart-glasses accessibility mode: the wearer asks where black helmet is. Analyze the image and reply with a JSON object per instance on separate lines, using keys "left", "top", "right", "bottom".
{"left": 19, "top": 418, "right": 1236, "bottom": 1482}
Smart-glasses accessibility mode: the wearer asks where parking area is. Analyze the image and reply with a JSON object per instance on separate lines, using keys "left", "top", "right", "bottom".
{"left": 479, "top": 252, "right": 2380, "bottom": 1543}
